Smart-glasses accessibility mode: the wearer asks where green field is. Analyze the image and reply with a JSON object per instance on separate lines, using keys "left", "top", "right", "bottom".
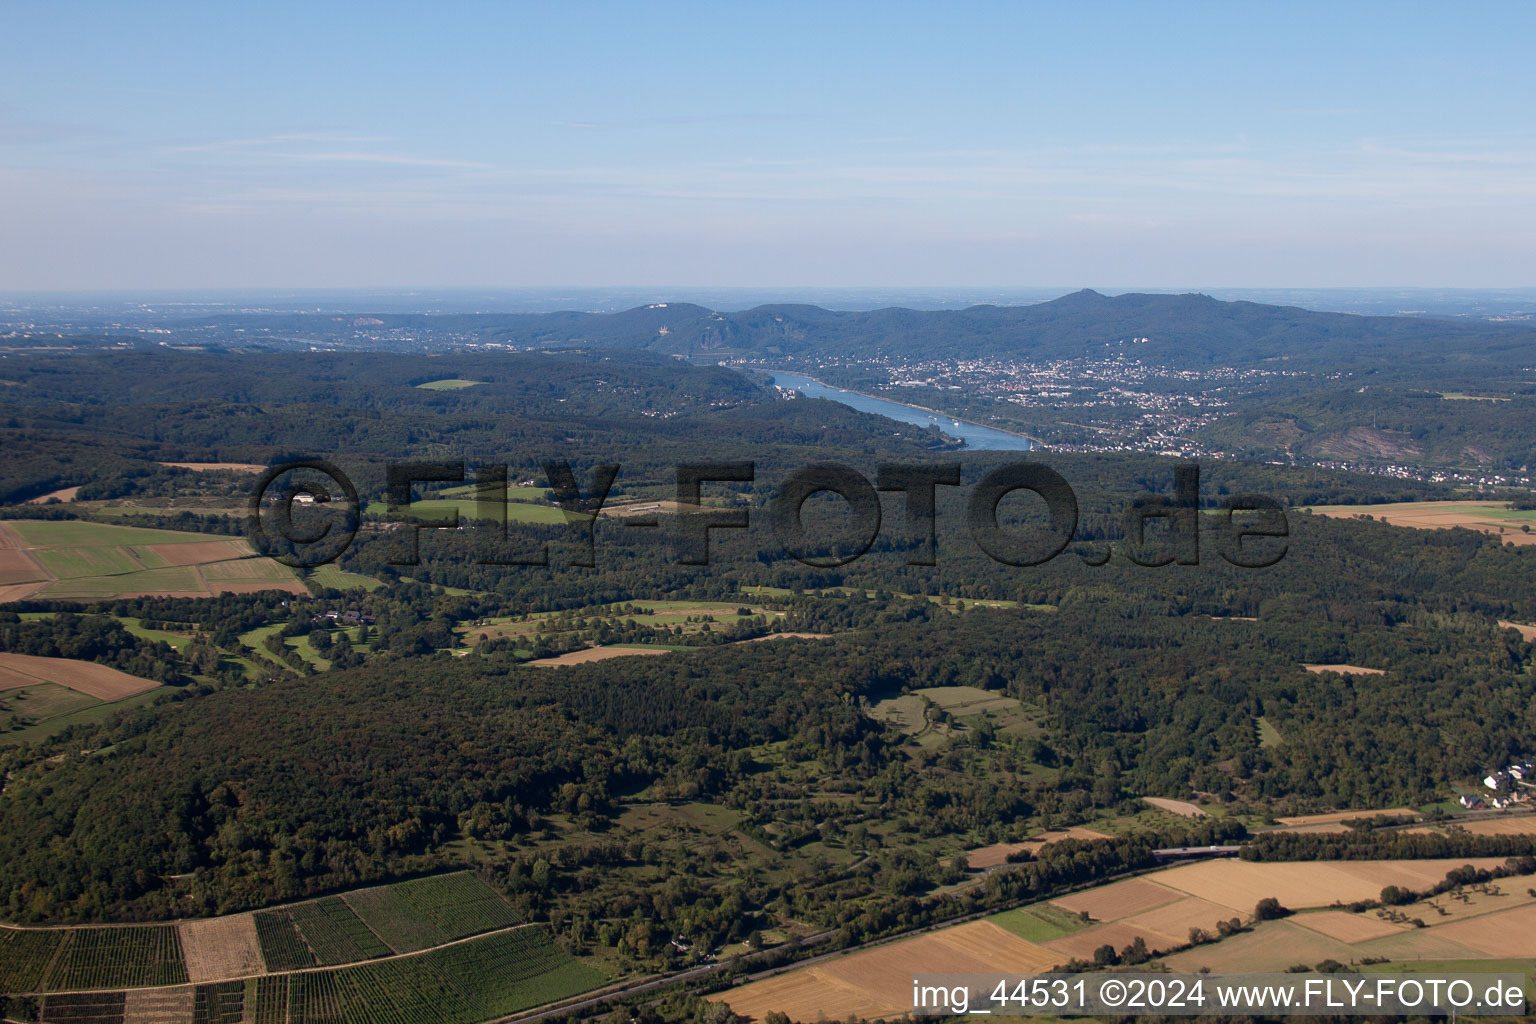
{"left": 122, "top": 619, "right": 193, "bottom": 650}
{"left": 286, "top": 896, "right": 392, "bottom": 966}
{"left": 870, "top": 685, "right": 1042, "bottom": 744}
{"left": 364, "top": 497, "right": 574, "bottom": 524}
{"left": 438, "top": 482, "right": 553, "bottom": 501}
{"left": 0, "top": 927, "right": 67, "bottom": 993}
{"left": 0, "top": 682, "right": 99, "bottom": 724}
{"left": 343, "top": 872, "right": 522, "bottom": 954}
{"left": 2, "top": 519, "right": 301, "bottom": 601}
{"left": 306, "top": 564, "right": 383, "bottom": 591}
{"left": 0, "top": 687, "right": 162, "bottom": 747}
{"left": 238, "top": 624, "right": 332, "bottom": 671}
{"left": 44, "top": 925, "right": 188, "bottom": 991}
{"left": 253, "top": 909, "right": 317, "bottom": 972}
{"left": 267, "top": 926, "right": 603, "bottom": 1024}
{"left": 414, "top": 378, "right": 484, "bottom": 390}
{"left": 987, "top": 902, "right": 1091, "bottom": 943}
{"left": 6, "top": 520, "right": 233, "bottom": 549}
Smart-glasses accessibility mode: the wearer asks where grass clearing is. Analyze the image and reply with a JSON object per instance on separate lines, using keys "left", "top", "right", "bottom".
{"left": 365, "top": 497, "right": 574, "bottom": 524}
{"left": 527, "top": 645, "right": 672, "bottom": 667}
{"left": 0, "top": 682, "right": 100, "bottom": 724}
{"left": 306, "top": 564, "right": 383, "bottom": 591}
{"left": 0, "top": 687, "right": 162, "bottom": 746}
{"left": 0, "top": 519, "right": 305, "bottom": 602}
{"left": 987, "top": 903, "right": 1091, "bottom": 943}
{"left": 414, "top": 378, "right": 484, "bottom": 390}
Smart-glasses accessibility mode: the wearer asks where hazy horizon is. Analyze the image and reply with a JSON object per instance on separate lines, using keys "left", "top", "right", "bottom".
{"left": 3, "top": 1, "right": 1533, "bottom": 291}
{"left": 4, "top": 285, "right": 1535, "bottom": 320}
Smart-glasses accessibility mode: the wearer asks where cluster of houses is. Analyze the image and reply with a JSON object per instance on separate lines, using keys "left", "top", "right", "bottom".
{"left": 311, "top": 608, "right": 376, "bottom": 626}
{"left": 1462, "top": 760, "right": 1536, "bottom": 809}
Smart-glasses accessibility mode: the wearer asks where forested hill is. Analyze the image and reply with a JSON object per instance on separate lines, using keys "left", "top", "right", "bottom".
{"left": 165, "top": 290, "right": 1536, "bottom": 373}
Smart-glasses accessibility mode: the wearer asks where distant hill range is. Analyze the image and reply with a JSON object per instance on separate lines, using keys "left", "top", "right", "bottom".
{"left": 191, "top": 290, "right": 1536, "bottom": 373}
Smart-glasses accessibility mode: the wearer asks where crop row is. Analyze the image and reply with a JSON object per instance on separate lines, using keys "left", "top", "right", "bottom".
{"left": 252, "top": 909, "right": 317, "bottom": 972}
{"left": 252, "top": 975, "right": 288, "bottom": 1024}
{"left": 342, "top": 872, "right": 520, "bottom": 953}
{"left": 286, "top": 896, "right": 392, "bottom": 966}
{"left": 192, "top": 980, "right": 247, "bottom": 1024}
{"left": 248, "top": 927, "right": 605, "bottom": 1024}
{"left": 0, "top": 926, "right": 67, "bottom": 993}
{"left": 45, "top": 926, "right": 187, "bottom": 992}
{"left": 390, "top": 872, "right": 522, "bottom": 940}
{"left": 36, "top": 991, "right": 126, "bottom": 1023}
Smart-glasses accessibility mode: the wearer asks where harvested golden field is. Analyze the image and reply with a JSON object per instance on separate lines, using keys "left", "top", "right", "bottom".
{"left": 1142, "top": 796, "right": 1208, "bottom": 817}
{"left": 158, "top": 462, "right": 265, "bottom": 473}
{"left": 1045, "top": 921, "right": 1167, "bottom": 961}
{"left": 1163, "top": 920, "right": 1357, "bottom": 972}
{"left": 742, "top": 632, "right": 833, "bottom": 642}
{"left": 1277, "top": 822, "right": 1351, "bottom": 834}
{"left": 1302, "top": 500, "right": 1536, "bottom": 545}
{"left": 714, "top": 921, "right": 1060, "bottom": 1022}
{"left": 0, "top": 583, "right": 49, "bottom": 602}
{"left": 1499, "top": 621, "right": 1536, "bottom": 641}
{"left": 1150, "top": 858, "right": 1508, "bottom": 914}
{"left": 1456, "top": 815, "right": 1536, "bottom": 836}
{"left": 123, "top": 984, "right": 195, "bottom": 1023}
{"left": 142, "top": 540, "right": 252, "bottom": 567}
{"left": 1430, "top": 903, "right": 1536, "bottom": 956}
{"left": 1041, "top": 896, "right": 1236, "bottom": 960}
{"left": 1292, "top": 910, "right": 1407, "bottom": 943}
{"left": 1120, "top": 896, "right": 1242, "bottom": 945}
{"left": 1276, "top": 808, "right": 1418, "bottom": 826}
{"left": 178, "top": 913, "right": 265, "bottom": 983}
{"left": 1404, "top": 884, "right": 1536, "bottom": 924}
{"left": 0, "top": 665, "right": 44, "bottom": 691}
{"left": 0, "top": 653, "right": 160, "bottom": 701}
{"left": 528, "top": 645, "right": 673, "bottom": 667}
{"left": 1053, "top": 877, "right": 1183, "bottom": 921}
{"left": 0, "top": 548, "right": 49, "bottom": 585}
{"left": 25, "top": 486, "right": 80, "bottom": 504}
{"left": 1351, "top": 929, "right": 1490, "bottom": 961}
{"left": 1304, "top": 664, "right": 1385, "bottom": 675}
{"left": 958, "top": 827, "right": 1112, "bottom": 869}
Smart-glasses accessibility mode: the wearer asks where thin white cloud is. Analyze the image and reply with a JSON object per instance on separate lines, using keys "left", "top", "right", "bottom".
{"left": 269, "top": 151, "right": 488, "bottom": 169}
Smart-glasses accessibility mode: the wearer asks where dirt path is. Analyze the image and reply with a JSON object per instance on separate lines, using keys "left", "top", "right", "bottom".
{"left": 0, "top": 522, "right": 57, "bottom": 584}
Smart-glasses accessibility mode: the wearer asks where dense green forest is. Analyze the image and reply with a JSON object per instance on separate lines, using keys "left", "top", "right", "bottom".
{"left": 0, "top": 341, "right": 1533, "bottom": 1016}
{"left": 0, "top": 348, "right": 951, "bottom": 504}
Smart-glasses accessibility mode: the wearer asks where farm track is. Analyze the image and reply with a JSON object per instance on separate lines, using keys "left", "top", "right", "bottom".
{"left": 0, "top": 522, "right": 55, "bottom": 583}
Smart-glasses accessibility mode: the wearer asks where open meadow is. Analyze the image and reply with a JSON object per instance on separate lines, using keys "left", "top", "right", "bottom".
{"left": 0, "top": 520, "right": 306, "bottom": 602}
{"left": 0, "top": 654, "right": 164, "bottom": 746}
{"left": 1301, "top": 501, "right": 1536, "bottom": 545}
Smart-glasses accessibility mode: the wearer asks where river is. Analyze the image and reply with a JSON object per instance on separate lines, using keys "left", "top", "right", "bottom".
{"left": 767, "top": 371, "right": 1036, "bottom": 451}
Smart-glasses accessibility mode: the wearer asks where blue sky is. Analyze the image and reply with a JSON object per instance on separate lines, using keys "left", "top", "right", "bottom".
{"left": 2, "top": 1, "right": 1533, "bottom": 289}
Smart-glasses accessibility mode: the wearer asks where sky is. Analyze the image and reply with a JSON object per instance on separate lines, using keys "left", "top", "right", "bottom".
{"left": 1, "top": 1, "right": 1534, "bottom": 291}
